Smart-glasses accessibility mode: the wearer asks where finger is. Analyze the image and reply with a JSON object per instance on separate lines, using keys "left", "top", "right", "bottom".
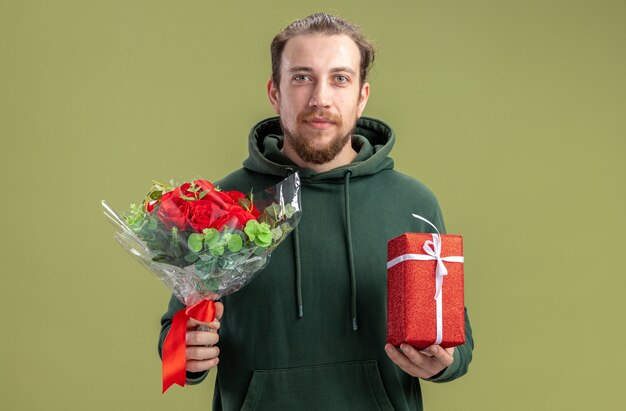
{"left": 398, "top": 344, "right": 433, "bottom": 369}
{"left": 385, "top": 344, "right": 421, "bottom": 376}
{"left": 186, "top": 330, "right": 220, "bottom": 346}
{"left": 214, "top": 302, "right": 224, "bottom": 321}
{"left": 187, "top": 317, "right": 207, "bottom": 329}
{"left": 186, "top": 345, "right": 220, "bottom": 361}
{"left": 186, "top": 357, "right": 219, "bottom": 373}
{"left": 185, "top": 301, "right": 223, "bottom": 328}
{"left": 187, "top": 317, "right": 220, "bottom": 331}
{"left": 427, "top": 345, "right": 454, "bottom": 368}
{"left": 386, "top": 344, "right": 445, "bottom": 379}
{"left": 419, "top": 347, "right": 435, "bottom": 357}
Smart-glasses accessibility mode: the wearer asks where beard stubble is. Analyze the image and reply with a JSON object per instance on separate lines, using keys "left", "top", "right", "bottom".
{"left": 281, "top": 110, "right": 356, "bottom": 165}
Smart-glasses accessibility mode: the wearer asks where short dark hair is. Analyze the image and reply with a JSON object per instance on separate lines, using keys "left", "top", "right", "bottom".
{"left": 270, "top": 13, "right": 375, "bottom": 88}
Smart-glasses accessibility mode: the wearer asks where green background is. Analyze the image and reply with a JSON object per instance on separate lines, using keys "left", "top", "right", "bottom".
{"left": 1, "top": 0, "right": 624, "bottom": 410}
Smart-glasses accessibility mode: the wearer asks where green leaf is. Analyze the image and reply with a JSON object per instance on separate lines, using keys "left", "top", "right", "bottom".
{"left": 170, "top": 227, "right": 180, "bottom": 248}
{"left": 254, "top": 222, "right": 272, "bottom": 247}
{"left": 258, "top": 212, "right": 272, "bottom": 225}
{"left": 128, "top": 218, "right": 146, "bottom": 232}
{"left": 146, "top": 181, "right": 171, "bottom": 204}
{"left": 244, "top": 220, "right": 259, "bottom": 241}
{"left": 198, "top": 190, "right": 208, "bottom": 200}
{"left": 125, "top": 203, "right": 147, "bottom": 228}
{"left": 184, "top": 252, "right": 199, "bottom": 263}
{"left": 194, "top": 258, "right": 217, "bottom": 278}
{"left": 148, "top": 217, "right": 158, "bottom": 230}
{"left": 209, "top": 243, "right": 225, "bottom": 256}
{"left": 152, "top": 254, "right": 169, "bottom": 263}
{"left": 227, "top": 234, "right": 243, "bottom": 252}
{"left": 256, "top": 232, "right": 271, "bottom": 247}
{"left": 267, "top": 203, "right": 282, "bottom": 218}
{"left": 187, "top": 233, "right": 204, "bottom": 253}
{"left": 238, "top": 197, "right": 252, "bottom": 211}
{"left": 271, "top": 226, "right": 283, "bottom": 241}
{"left": 188, "top": 182, "right": 199, "bottom": 192}
{"left": 284, "top": 204, "right": 296, "bottom": 219}
{"left": 203, "top": 228, "right": 219, "bottom": 244}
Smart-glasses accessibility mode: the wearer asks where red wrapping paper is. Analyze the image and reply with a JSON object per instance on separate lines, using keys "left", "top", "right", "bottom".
{"left": 387, "top": 233, "right": 465, "bottom": 349}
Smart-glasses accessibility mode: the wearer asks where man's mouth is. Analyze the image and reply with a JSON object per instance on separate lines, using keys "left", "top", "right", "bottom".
{"left": 297, "top": 110, "right": 342, "bottom": 131}
{"left": 306, "top": 118, "right": 334, "bottom": 129}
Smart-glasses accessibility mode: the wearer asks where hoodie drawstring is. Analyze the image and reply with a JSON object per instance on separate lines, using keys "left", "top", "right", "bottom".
{"left": 294, "top": 225, "right": 303, "bottom": 318}
{"left": 286, "top": 168, "right": 304, "bottom": 319}
{"left": 288, "top": 168, "right": 358, "bottom": 331}
{"left": 344, "top": 170, "right": 358, "bottom": 331}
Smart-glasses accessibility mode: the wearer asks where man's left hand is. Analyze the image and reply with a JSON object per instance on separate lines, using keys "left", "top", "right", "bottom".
{"left": 385, "top": 343, "right": 454, "bottom": 379}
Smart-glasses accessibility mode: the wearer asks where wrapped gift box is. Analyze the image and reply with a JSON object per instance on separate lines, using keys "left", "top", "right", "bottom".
{"left": 387, "top": 232, "right": 465, "bottom": 349}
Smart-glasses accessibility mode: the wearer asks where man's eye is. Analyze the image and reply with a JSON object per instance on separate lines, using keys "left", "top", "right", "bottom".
{"left": 335, "top": 75, "right": 349, "bottom": 83}
{"left": 293, "top": 75, "right": 310, "bottom": 82}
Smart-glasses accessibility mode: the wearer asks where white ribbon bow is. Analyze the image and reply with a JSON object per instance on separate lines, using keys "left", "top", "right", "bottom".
{"left": 387, "top": 214, "right": 464, "bottom": 345}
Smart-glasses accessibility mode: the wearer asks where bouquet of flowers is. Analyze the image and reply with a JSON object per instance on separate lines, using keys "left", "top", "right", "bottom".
{"left": 102, "top": 173, "right": 301, "bottom": 391}
{"left": 103, "top": 173, "right": 301, "bottom": 305}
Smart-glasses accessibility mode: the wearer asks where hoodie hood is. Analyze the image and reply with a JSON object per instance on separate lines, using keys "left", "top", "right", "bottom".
{"left": 243, "top": 116, "right": 395, "bottom": 179}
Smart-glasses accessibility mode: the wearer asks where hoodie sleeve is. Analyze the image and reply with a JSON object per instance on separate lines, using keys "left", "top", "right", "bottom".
{"left": 424, "top": 199, "right": 474, "bottom": 383}
{"left": 158, "top": 294, "right": 209, "bottom": 385}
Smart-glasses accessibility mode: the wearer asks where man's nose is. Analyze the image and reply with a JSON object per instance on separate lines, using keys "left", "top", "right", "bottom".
{"left": 309, "top": 82, "right": 331, "bottom": 109}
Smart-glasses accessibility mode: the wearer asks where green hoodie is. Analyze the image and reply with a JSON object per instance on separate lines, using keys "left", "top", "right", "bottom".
{"left": 159, "top": 116, "right": 474, "bottom": 410}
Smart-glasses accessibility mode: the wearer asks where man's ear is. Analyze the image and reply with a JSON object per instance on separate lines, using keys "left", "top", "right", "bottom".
{"left": 357, "top": 81, "right": 370, "bottom": 118}
{"left": 267, "top": 78, "right": 280, "bottom": 114}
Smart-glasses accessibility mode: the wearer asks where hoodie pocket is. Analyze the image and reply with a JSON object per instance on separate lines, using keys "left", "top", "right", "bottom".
{"left": 240, "top": 360, "right": 394, "bottom": 411}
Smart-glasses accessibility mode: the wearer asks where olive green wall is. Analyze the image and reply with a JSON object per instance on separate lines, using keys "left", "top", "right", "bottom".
{"left": 1, "top": 0, "right": 624, "bottom": 410}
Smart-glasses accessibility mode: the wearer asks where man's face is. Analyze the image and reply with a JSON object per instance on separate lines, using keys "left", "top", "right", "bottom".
{"left": 268, "top": 34, "right": 370, "bottom": 165}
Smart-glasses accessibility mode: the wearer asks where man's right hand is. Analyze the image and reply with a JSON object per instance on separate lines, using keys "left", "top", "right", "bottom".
{"left": 185, "top": 301, "right": 224, "bottom": 372}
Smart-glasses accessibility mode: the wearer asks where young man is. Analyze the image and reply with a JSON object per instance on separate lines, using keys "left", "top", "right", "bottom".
{"left": 159, "top": 13, "right": 473, "bottom": 410}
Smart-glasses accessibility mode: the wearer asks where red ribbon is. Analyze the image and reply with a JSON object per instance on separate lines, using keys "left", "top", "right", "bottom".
{"left": 162, "top": 299, "right": 215, "bottom": 393}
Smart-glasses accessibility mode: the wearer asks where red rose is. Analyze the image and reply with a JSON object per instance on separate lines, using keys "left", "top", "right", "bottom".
{"left": 201, "top": 189, "right": 237, "bottom": 209}
{"left": 213, "top": 208, "right": 258, "bottom": 231}
{"left": 179, "top": 180, "right": 218, "bottom": 202}
{"left": 193, "top": 180, "right": 214, "bottom": 191}
{"left": 145, "top": 189, "right": 175, "bottom": 213}
{"left": 156, "top": 190, "right": 189, "bottom": 230}
{"left": 211, "top": 215, "right": 236, "bottom": 232}
{"left": 150, "top": 181, "right": 258, "bottom": 233}
{"left": 223, "top": 190, "right": 262, "bottom": 218}
{"left": 223, "top": 190, "right": 245, "bottom": 202}
{"left": 178, "top": 183, "right": 195, "bottom": 199}
{"left": 187, "top": 200, "right": 228, "bottom": 233}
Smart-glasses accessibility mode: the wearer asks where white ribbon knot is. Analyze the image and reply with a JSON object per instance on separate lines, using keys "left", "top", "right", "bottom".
{"left": 387, "top": 214, "right": 464, "bottom": 345}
